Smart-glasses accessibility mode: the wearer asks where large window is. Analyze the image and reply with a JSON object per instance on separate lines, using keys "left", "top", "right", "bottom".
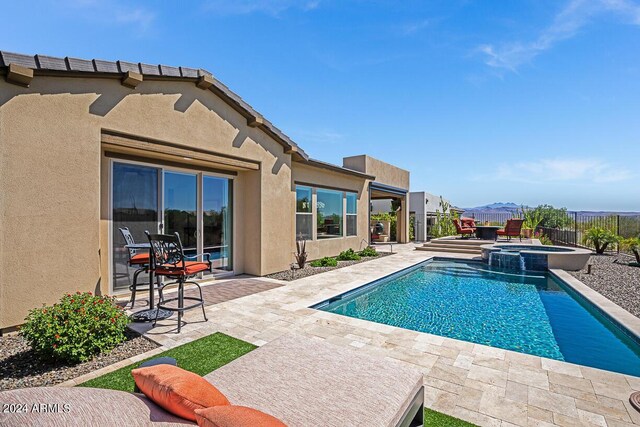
{"left": 346, "top": 192, "right": 357, "bottom": 236}
{"left": 317, "top": 189, "right": 343, "bottom": 239}
{"left": 295, "top": 186, "right": 313, "bottom": 240}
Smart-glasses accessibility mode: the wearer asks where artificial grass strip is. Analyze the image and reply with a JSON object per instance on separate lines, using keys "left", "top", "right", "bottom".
{"left": 78, "top": 332, "right": 256, "bottom": 392}
{"left": 424, "top": 408, "right": 477, "bottom": 427}
{"left": 79, "top": 332, "right": 474, "bottom": 426}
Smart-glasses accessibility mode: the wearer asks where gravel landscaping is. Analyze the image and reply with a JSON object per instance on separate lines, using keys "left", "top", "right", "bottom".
{"left": 0, "top": 329, "right": 158, "bottom": 391}
{"left": 265, "top": 252, "right": 392, "bottom": 281}
{"left": 569, "top": 254, "right": 640, "bottom": 318}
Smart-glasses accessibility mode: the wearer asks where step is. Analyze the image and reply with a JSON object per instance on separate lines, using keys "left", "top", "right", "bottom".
{"left": 430, "top": 238, "right": 494, "bottom": 246}
{"left": 416, "top": 246, "right": 480, "bottom": 255}
{"left": 423, "top": 243, "right": 483, "bottom": 251}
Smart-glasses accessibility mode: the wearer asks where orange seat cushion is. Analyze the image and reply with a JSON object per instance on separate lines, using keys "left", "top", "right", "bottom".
{"left": 194, "top": 406, "right": 287, "bottom": 427}
{"left": 132, "top": 364, "right": 229, "bottom": 421}
{"left": 130, "top": 253, "right": 150, "bottom": 265}
{"left": 155, "top": 261, "right": 210, "bottom": 276}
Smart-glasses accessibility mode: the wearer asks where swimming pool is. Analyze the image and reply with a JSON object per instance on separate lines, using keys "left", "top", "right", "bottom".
{"left": 313, "top": 259, "right": 640, "bottom": 376}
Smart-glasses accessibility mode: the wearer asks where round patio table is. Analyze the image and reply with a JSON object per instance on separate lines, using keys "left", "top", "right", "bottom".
{"left": 475, "top": 226, "right": 502, "bottom": 240}
{"left": 125, "top": 243, "right": 172, "bottom": 323}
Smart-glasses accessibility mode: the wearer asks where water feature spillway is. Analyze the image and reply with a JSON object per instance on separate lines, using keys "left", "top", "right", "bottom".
{"left": 488, "top": 251, "right": 526, "bottom": 271}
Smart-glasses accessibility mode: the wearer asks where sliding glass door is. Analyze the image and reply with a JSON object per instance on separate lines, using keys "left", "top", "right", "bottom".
{"left": 203, "top": 175, "right": 232, "bottom": 272}
{"left": 112, "top": 163, "right": 160, "bottom": 291}
{"left": 111, "top": 161, "right": 233, "bottom": 291}
{"left": 164, "top": 171, "right": 198, "bottom": 258}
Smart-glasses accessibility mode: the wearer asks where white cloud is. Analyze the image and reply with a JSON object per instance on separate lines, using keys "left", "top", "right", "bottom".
{"left": 478, "top": 0, "right": 640, "bottom": 72}
{"left": 203, "top": 0, "right": 321, "bottom": 16}
{"left": 113, "top": 7, "right": 156, "bottom": 33}
{"left": 59, "top": 0, "right": 156, "bottom": 35}
{"left": 401, "top": 19, "right": 433, "bottom": 35}
{"left": 291, "top": 128, "right": 345, "bottom": 144}
{"left": 480, "top": 158, "right": 634, "bottom": 184}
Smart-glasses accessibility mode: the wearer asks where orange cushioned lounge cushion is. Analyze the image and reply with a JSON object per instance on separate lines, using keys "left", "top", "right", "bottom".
{"left": 194, "top": 406, "right": 287, "bottom": 427}
{"left": 131, "top": 364, "right": 230, "bottom": 421}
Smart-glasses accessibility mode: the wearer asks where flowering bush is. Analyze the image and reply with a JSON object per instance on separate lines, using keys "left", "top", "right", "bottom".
{"left": 20, "top": 292, "right": 129, "bottom": 364}
{"left": 534, "top": 232, "right": 553, "bottom": 246}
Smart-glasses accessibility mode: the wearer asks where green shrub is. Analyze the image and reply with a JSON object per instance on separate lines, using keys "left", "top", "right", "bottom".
{"left": 538, "top": 234, "right": 553, "bottom": 245}
{"left": 310, "top": 257, "right": 338, "bottom": 267}
{"left": 359, "top": 246, "right": 379, "bottom": 257}
{"left": 621, "top": 237, "right": 640, "bottom": 264}
{"left": 583, "top": 227, "right": 620, "bottom": 254}
{"left": 336, "top": 248, "right": 361, "bottom": 261}
{"left": 20, "top": 292, "right": 129, "bottom": 364}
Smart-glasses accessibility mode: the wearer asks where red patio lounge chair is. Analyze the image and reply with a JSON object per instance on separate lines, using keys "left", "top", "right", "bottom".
{"left": 453, "top": 218, "right": 475, "bottom": 238}
{"left": 496, "top": 218, "right": 525, "bottom": 241}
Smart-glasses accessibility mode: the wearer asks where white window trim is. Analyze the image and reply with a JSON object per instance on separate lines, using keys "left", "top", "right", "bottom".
{"left": 294, "top": 185, "right": 359, "bottom": 241}
{"left": 346, "top": 192, "right": 358, "bottom": 237}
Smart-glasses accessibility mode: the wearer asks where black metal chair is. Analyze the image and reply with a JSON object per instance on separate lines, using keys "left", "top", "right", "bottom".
{"left": 119, "top": 227, "right": 164, "bottom": 309}
{"left": 145, "top": 231, "right": 210, "bottom": 333}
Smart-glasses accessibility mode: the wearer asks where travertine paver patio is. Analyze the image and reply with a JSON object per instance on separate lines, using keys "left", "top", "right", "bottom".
{"left": 135, "top": 244, "right": 640, "bottom": 426}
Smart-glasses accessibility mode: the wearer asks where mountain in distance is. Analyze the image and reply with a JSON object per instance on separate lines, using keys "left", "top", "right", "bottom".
{"left": 462, "top": 202, "right": 522, "bottom": 214}
{"left": 462, "top": 202, "right": 640, "bottom": 216}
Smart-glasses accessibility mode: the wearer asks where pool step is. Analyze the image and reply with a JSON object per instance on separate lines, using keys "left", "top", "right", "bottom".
{"left": 415, "top": 237, "right": 502, "bottom": 255}
{"left": 416, "top": 246, "right": 480, "bottom": 255}
{"left": 417, "top": 243, "right": 482, "bottom": 255}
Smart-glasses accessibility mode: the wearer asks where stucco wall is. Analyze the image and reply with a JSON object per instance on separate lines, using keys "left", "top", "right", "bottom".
{"left": 0, "top": 76, "right": 293, "bottom": 329}
{"left": 291, "top": 163, "right": 370, "bottom": 261}
{"left": 343, "top": 155, "right": 410, "bottom": 191}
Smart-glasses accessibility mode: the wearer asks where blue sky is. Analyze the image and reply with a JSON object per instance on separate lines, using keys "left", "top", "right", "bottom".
{"left": 4, "top": 0, "right": 640, "bottom": 211}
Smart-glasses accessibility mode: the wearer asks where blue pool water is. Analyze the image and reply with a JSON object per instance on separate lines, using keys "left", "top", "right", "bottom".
{"left": 315, "top": 259, "right": 640, "bottom": 376}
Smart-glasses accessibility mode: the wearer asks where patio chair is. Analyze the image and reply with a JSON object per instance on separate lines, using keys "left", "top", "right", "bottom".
{"left": 145, "top": 232, "right": 210, "bottom": 333}
{"left": 453, "top": 218, "right": 475, "bottom": 238}
{"left": 119, "top": 227, "right": 163, "bottom": 309}
{"left": 461, "top": 217, "right": 476, "bottom": 229}
{"left": 496, "top": 218, "right": 525, "bottom": 241}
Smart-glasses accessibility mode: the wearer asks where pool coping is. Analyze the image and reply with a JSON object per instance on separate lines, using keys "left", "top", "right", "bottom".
{"left": 550, "top": 268, "right": 640, "bottom": 341}
{"left": 311, "top": 257, "right": 640, "bottom": 375}
{"left": 138, "top": 248, "right": 640, "bottom": 426}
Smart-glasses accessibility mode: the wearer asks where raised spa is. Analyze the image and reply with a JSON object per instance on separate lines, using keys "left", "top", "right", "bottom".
{"left": 481, "top": 243, "right": 591, "bottom": 271}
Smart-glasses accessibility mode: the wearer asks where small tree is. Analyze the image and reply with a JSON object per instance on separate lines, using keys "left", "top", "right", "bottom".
{"left": 432, "top": 197, "right": 459, "bottom": 238}
{"left": 621, "top": 237, "right": 640, "bottom": 264}
{"left": 583, "top": 227, "right": 620, "bottom": 254}
{"left": 520, "top": 205, "right": 544, "bottom": 232}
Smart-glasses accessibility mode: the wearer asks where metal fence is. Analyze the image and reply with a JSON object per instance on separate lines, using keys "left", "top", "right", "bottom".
{"left": 464, "top": 212, "right": 640, "bottom": 253}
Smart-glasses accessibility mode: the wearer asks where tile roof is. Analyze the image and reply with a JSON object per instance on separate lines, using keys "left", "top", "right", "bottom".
{"left": 0, "top": 50, "right": 308, "bottom": 161}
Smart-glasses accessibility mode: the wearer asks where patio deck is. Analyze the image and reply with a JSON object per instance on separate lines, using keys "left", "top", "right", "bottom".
{"left": 119, "top": 244, "right": 639, "bottom": 426}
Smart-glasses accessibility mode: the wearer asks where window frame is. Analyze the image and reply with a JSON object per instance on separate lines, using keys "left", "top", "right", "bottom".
{"left": 316, "top": 188, "right": 344, "bottom": 239}
{"left": 295, "top": 185, "right": 313, "bottom": 240}
{"left": 346, "top": 192, "right": 358, "bottom": 236}
{"left": 294, "top": 184, "right": 359, "bottom": 241}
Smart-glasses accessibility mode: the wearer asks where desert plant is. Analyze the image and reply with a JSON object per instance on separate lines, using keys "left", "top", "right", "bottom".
{"left": 520, "top": 205, "right": 544, "bottom": 232}
{"left": 359, "top": 246, "right": 379, "bottom": 257}
{"left": 583, "top": 227, "right": 620, "bottom": 254}
{"left": 310, "top": 257, "right": 338, "bottom": 267}
{"left": 294, "top": 234, "right": 308, "bottom": 268}
{"left": 20, "top": 292, "right": 129, "bottom": 364}
{"left": 432, "top": 197, "right": 459, "bottom": 238}
{"left": 621, "top": 237, "right": 640, "bottom": 264}
{"left": 536, "top": 233, "right": 553, "bottom": 245}
{"left": 529, "top": 204, "right": 573, "bottom": 229}
{"left": 337, "top": 248, "right": 361, "bottom": 261}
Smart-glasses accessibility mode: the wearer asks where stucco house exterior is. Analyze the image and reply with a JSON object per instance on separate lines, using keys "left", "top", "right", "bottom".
{"left": 0, "top": 51, "right": 409, "bottom": 331}
{"left": 409, "top": 191, "right": 461, "bottom": 242}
